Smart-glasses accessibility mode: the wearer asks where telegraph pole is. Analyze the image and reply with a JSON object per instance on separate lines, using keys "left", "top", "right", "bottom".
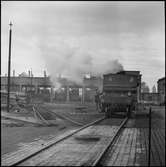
{"left": 7, "top": 22, "right": 13, "bottom": 112}
{"left": 30, "top": 68, "right": 33, "bottom": 103}
{"left": 148, "top": 107, "right": 152, "bottom": 166}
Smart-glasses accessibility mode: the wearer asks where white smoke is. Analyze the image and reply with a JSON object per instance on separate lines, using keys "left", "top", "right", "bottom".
{"left": 91, "top": 60, "right": 124, "bottom": 76}
{"left": 39, "top": 39, "right": 124, "bottom": 87}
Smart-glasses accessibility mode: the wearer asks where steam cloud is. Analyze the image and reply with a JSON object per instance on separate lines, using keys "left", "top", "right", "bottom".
{"left": 39, "top": 39, "right": 124, "bottom": 87}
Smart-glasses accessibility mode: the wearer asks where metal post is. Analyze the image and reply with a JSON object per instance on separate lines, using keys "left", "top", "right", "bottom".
{"left": 50, "top": 86, "right": 54, "bottom": 103}
{"left": 148, "top": 107, "right": 152, "bottom": 166}
{"left": 82, "top": 86, "right": 85, "bottom": 104}
{"left": 35, "top": 85, "right": 38, "bottom": 94}
{"left": 7, "top": 22, "right": 12, "bottom": 112}
{"left": 19, "top": 84, "right": 22, "bottom": 92}
{"left": 66, "top": 85, "right": 70, "bottom": 102}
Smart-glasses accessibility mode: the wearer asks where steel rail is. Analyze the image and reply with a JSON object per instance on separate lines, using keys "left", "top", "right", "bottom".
{"left": 35, "top": 105, "right": 84, "bottom": 126}
{"left": 91, "top": 116, "right": 129, "bottom": 166}
{"left": 50, "top": 112, "right": 84, "bottom": 126}
{"left": 32, "top": 105, "right": 50, "bottom": 125}
{"left": 40, "top": 105, "right": 84, "bottom": 126}
{"left": 9, "top": 116, "right": 106, "bottom": 166}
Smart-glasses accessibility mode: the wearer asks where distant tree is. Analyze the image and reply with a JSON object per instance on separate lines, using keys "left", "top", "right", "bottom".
{"left": 152, "top": 85, "right": 157, "bottom": 93}
{"left": 141, "top": 82, "right": 150, "bottom": 93}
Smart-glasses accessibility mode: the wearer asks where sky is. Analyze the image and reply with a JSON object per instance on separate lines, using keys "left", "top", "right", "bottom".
{"left": 1, "top": 1, "right": 165, "bottom": 89}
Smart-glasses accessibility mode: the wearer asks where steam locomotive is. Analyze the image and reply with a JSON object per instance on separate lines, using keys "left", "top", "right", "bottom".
{"left": 101, "top": 71, "right": 141, "bottom": 117}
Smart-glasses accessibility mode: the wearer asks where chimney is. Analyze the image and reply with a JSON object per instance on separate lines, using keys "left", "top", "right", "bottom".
{"left": 13, "top": 70, "right": 15, "bottom": 77}
{"left": 44, "top": 70, "right": 47, "bottom": 77}
{"left": 28, "top": 70, "right": 31, "bottom": 77}
{"left": 30, "top": 69, "right": 33, "bottom": 77}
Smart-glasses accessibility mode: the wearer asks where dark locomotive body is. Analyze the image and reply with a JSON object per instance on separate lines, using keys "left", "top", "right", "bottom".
{"left": 101, "top": 71, "right": 141, "bottom": 117}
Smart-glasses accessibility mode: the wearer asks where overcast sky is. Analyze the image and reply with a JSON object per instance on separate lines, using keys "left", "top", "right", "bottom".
{"left": 1, "top": 1, "right": 165, "bottom": 89}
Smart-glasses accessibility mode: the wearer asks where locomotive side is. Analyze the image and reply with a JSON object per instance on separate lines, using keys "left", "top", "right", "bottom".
{"left": 101, "top": 71, "right": 141, "bottom": 117}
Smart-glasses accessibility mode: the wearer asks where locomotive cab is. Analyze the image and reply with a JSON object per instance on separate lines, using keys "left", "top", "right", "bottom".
{"left": 101, "top": 71, "right": 141, "bottom": 118}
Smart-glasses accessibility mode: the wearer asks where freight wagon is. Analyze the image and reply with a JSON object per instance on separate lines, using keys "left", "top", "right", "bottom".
{"left": 101, "top": 71, "right": 141, "bottom": 117}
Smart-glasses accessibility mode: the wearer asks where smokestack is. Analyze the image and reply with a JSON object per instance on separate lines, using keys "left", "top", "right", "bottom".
{"left": 28, "top": 70, "right": 31, "bottom": 77}
{"left": 44, "top": 70, "right": 47, "bottom": 77}
{"left": 30, "top": 69, "right": 33, "bottom": 77}
{"left": 13, "top": 70, "right": 15, "bottom": 77}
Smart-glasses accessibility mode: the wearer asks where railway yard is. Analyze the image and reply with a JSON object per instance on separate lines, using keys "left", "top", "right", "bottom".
{"left": 1, "top": 103, "right": 165, "bottom": 166}
{"left": 1, "top": 2, "right": 165, "bottom": 166}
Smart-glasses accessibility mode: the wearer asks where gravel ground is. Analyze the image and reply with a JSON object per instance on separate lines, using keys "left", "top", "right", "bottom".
{"left": 2, "top": 103, "right": 164, "bottom": 157}
{"left": 43, "top": 102, "right": 98, "bottom": 114}
{"left": 1, "top": 117, "right": 34, "bottom": 127}
{"left": 1, "top": 102, "right": 98, "bottom": 156}
{"left": 39, "top": 103, "right": 104, "bottom": 125}
{"left": 1, "top": 124, "right": 77, "bottom": 155}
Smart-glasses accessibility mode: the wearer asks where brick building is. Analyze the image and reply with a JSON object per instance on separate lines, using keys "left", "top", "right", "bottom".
{"left": 1, "top": 75, "right": 102, "bottom": 103}
{"left": 141, "top": 92, "right": 159, "bottom": 105}
{"left": 157, "top": 77, "right": 165, "bottom": 105}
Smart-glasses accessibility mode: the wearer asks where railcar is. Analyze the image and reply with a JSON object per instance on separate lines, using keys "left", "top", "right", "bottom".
{"left": 101, "top": 71, "right": 141, "bottom": 117}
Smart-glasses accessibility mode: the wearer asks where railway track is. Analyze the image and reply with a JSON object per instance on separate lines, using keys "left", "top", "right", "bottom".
{"left": 2, "top": 111, "right": 129, "bottom": 166}
{"left": 91, "top": 117, "right": 128, "bottom": 166}
{"left": 36, "top": 105, "right": 84, "bottom": 126}
{"left": 2, "top": 115, "right": 106, "bottom": 166}
{"left": 33, "top": 105, "right": 50, "bottom": 126}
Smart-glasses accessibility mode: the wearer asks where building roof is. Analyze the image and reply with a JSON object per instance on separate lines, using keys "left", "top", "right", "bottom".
{"left": 117, "top": 71, "right": 140, "bottom": 75}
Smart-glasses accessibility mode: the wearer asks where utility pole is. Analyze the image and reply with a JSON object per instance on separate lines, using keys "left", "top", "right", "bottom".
{"left": 7, "top": 22, "right": 12, "bottom": 112}
{"left": 148, "top": 107, "right": 152, "bottom": 166}
{"left": 30, "top": 68, "right": 33, "bottom": 103}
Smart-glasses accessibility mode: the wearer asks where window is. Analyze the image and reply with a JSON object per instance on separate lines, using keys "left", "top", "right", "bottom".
{"left": 108, "top": 77, "right": 112, "bottom": 81}
{"left": 129, "top": 77, "right": 134, "bottom": 82}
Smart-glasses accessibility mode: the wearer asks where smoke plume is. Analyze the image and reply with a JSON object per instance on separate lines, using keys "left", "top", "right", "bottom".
{"left": 39, "top": 39, "right": 124, "bottom": 87}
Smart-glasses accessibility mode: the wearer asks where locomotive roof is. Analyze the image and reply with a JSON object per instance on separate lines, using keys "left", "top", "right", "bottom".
{"left": 157, "top": 77, "right": 165, "bottom": 83}
{"left": 104, "top": 70, "right": 141, "bottom": 76}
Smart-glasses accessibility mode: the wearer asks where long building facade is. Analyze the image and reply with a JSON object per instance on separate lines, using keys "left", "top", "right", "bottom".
{"left": 1, "top": 75, "right": 103, "bottom": 103}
